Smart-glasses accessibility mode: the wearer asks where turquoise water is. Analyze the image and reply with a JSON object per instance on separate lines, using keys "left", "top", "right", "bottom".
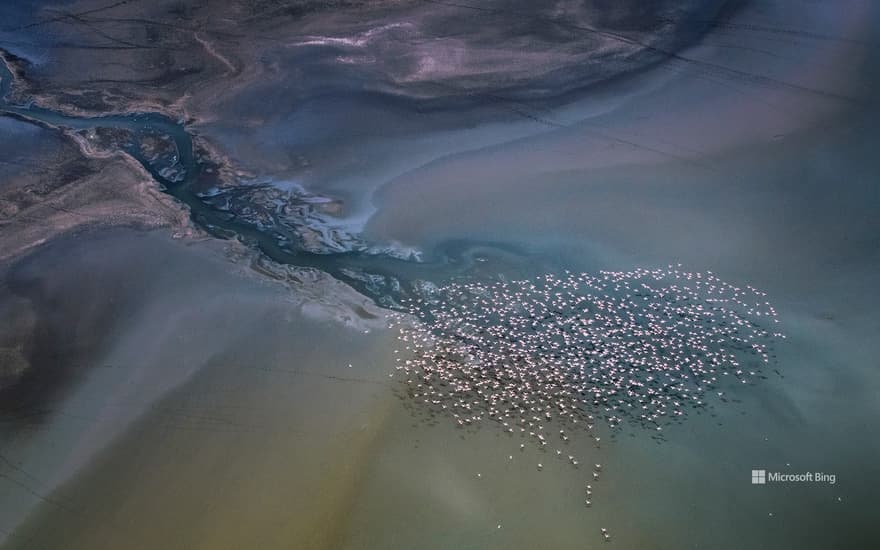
{"left": 1, "top": 1, "right": 879, "bottom": 548}
{"left": 0, "top": 56, "right": 561, "bottom": 307}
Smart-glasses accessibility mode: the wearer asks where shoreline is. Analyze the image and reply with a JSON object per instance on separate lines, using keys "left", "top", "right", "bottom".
{"left": 0, "top": 1, "right": 878, "bottom": 547}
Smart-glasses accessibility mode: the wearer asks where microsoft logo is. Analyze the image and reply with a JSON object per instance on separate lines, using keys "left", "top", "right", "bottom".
{"left": 749, "top": 469, "right": 836, "bottom": 485}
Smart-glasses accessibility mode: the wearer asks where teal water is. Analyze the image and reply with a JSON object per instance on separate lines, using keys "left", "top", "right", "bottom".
{"left": 1, "top": 1, "right": 878, "bottom": 548}
{"left": 0, "top": 55, "right": 560, "bottom": 307}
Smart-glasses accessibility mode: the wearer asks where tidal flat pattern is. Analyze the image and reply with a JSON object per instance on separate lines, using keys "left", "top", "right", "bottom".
{"left": 1, "top": 0, "right": 878, "bottom": 547}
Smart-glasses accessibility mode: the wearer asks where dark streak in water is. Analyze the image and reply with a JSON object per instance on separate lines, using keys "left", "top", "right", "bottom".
{"left": 0, "top": 0, "right": 862, "bottom": 310}
{"left": 420, "top": 0, "right": 857, "bottom": 103}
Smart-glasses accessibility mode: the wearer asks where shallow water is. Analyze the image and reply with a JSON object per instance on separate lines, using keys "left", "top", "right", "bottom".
{"left": 1, "top": 0, "right": 879, "bottom": 548}
{"left": 3, "top": 228, "right": 875, "bottom": 548}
